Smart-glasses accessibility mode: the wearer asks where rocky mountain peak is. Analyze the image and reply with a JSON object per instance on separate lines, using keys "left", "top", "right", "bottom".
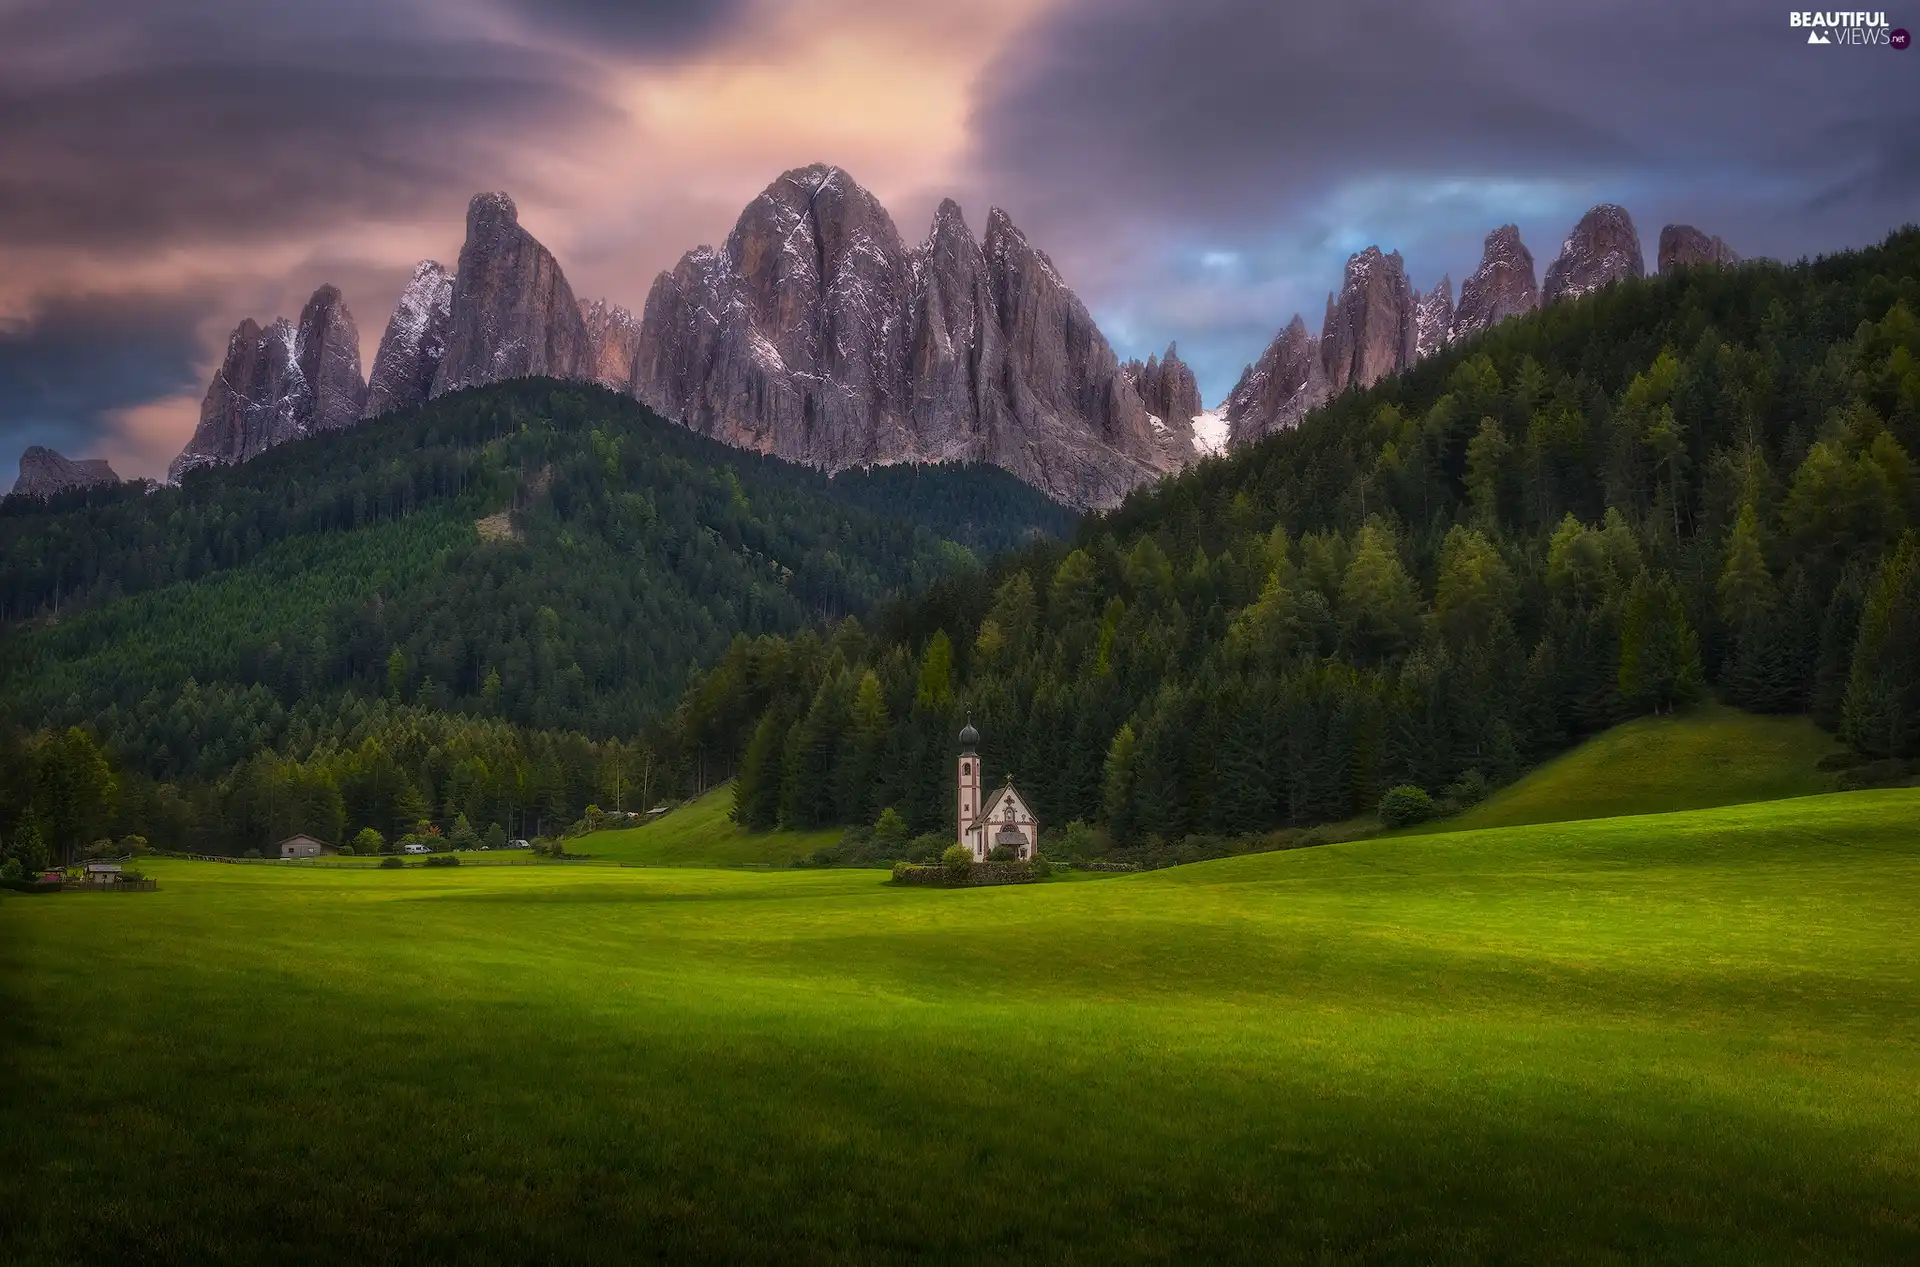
{"left": 170, "top": 286, "right": 364, "bottom": 482}
{"left": 364, "top": 260, "right": 453, "bottom": 419}
{"left": 1657, "top": 224, "right": 1740, "bottom": 274}
{"left": 1414, "top": 276, "right": 1454, "bottom": 361}
{"left": 12, "top": 445, "right": 119, "bottom": 498}
{"left": 1452, "top": 224, "right": 1539, "bottom": 340}
{"left": 1123, "top": 343, "right": 1204, "bottom": 429}
{"left": 1543, "top": 204, "right": 1644, "bottom": 304}
{"left": 1223, "top": 314, "right": 1329, "bottom": 449}
{"left": 1321, "top": 246, "right": 1416, "bottom": 394}
{"left": 432, "top": 190, "right": 592, "bottom": 396}
{"left": 634, "top": 170, "right": 1187, "bottom": 509}
{"left": 296, "top": 284, "right": 366, "bottom": 434}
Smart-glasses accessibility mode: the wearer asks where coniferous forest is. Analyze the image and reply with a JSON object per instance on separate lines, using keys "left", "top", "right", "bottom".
{"left": 3, "top": 232, "right": 1919, "bottom": 867}
{"left": 0, "top": 383, "right": 1073, "bottom": 861}
{"left": 676, "top": 228, "right": 1920, "bottom": 848}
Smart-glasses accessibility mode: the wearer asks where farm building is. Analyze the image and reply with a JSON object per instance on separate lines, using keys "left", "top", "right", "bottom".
{"left": 277, "top": 835, "right": 333, "bottom": 859}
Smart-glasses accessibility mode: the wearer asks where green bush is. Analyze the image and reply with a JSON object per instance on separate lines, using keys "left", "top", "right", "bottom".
{"left": 243, "top": 848, "right": 262, "bottom": 859}
{"left": 1443, "top": 769, "right": 1491, "bottom": 809}
{"left": 1379, "top": 785, "right": 1437, "bottom": 827}
{"left": 1, "top": 857, "right": 22, "bottom": 882}
{"left": 450, "top": 814, "right": 479, "bottom": 851}
{"left": 906, "top": 833, "right": 948, "bottom": 864}
{"left": 872, "top": 808, "right": 910, "bottom": 855}
{"left": 941, "top": 844, "right": 973, "bottom": 879}
{"left": 485, "top": 822, "right": 507, "bottom": 851}
{"left": 354, "top": 828, "right": 386, "bottom": 856}
{"left": 118, "top": 835, "right": 150, "bottom": 856}
{"left": 424, "top": 854, "right": 461, "bottom": 868}
{"left": 339, "top": 845, "right": 355, "bottom": 856}
{"left": 380, "top": 856, "right": 405, "bottom": 869}
{"left": 890, "top": 861, "right": 914, "bottom": 883}
{"left": 987, "top": 844, "right": 1017, "bottom": 862}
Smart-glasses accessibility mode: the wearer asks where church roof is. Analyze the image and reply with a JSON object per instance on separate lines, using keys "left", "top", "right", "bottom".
{"left": 976, "top": 780, "right": 1034, "bottom": 825}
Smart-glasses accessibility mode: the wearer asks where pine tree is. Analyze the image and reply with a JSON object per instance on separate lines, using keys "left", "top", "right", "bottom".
{"left": 1618, "top": 569, "right": 1703, "bottom": 715}
{"left": 732, "top": 711, "right": 786, "bottom": 830}
{"left": 1102, "top": 724, "right": 1137, "bottom": 842}
{"left": 1843, "top": 535, "right": 1920, "bottom": 757}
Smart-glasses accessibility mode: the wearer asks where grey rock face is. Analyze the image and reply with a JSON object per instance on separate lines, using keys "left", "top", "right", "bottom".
{"left": 1123, "top": 343, "right": 1204, "bottom": 428}
{"left": 1222, "top": 315, "right": 1329, "bottom": 448}
{"left": 634, "top": 164, "right": 1187, "bottom": 510}
{"left": 364, "top": 261, "right": 452, "bottom": 418}
{"left": 12, "top": 445, "right": 118, "bottom": 498}
{"left": 1414, "top": 276, "right": 1453, "bottom": 361}
{"left": 433, "top": 192, "right": 591, "bottom": 396}
{"left": 1657, "top": 224, "right": 1739, "bottom": 274}
{"left": 1543, "top": 205, "right": 1644, "bottom": 304}
{"left": 297, "top": 284, "right": 366, "bottom": 434}
{"left": 580, "top": 299, "right": 643, "bottom": 393}
{"left": 1321, "top": 246, "right": 1416, "bottom": 394}
{"left": 170, "top": 285, "right": 368, "bottom": 481}
{"left": 170, "top": 315, "right": 304, "bottom": 481}
{"left": 1452, "top": 224, "right": 1538, "bottom": 340}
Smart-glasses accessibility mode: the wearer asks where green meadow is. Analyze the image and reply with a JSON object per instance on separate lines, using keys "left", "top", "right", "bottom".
{"left": 1441, "top": 703, "right": 1844, "bottom": 831}
{"left": 572, "top": 784, "right": 841, "bottom": 866}
{"left": 5, "top": 775, "right": 1919, "bottom": 1263}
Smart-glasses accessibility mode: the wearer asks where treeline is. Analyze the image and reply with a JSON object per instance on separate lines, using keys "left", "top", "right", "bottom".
{"left": 0, "top": 383, "right": 1069, "bottom": 767}
{"left": 660, "top": 228, "right": 1920, "bottom": 843}
{"left": 0, "top": 708, "right": 664, "bottom": 867}
{"left": 0, "top": 382, "right": 1073, "bottom": 854}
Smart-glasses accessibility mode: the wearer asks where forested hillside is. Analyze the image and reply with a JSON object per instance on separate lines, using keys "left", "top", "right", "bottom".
{"left": 666, "top": 228, "right": 1920, "bottom": 845}
{"left": 0, "top": 382, "right": 1073, "bottom": 859}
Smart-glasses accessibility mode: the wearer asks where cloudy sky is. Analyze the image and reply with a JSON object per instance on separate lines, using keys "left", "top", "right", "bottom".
{"left": 2, "top": 0, "right": 1914, "bottom": 479}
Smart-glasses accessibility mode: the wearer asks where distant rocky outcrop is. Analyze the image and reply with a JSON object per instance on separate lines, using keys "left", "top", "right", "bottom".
{"left": 363, "top": 261, "right": 453, "bottom": 418}
{"left": 580, "top": 300, "right": 642, "bottom": 393}
{"left": 432, "top": 192, "right": 591, "bottom": 396}
{"left": 1123, "top": 344, "right": 1203, "bottom": 428}
{"left": 1321, "top": 246, "right": 1416, "bottom": 394}
{"left": 12, "top": 445, "right": 118, "bottom": 498}
{"left": 633, "top": 164, "right": 1187, "bottom": 510}
{"left": 170, "top": 283, "right": 368, "bottom": 481}
{"left": 1451, "top": 224, "right": 1538, "bottom": 340}
{"left": 1657, "top": 224, "right": 1740, "bottom": 274}
{"left": 1222, "top": 315, "right": 1328, "bottom": 448}
{"left": 1414, "top": 277, "right": 1453, "bottom": 361}
{"left": 1543, "top": 205, "right": 1644, "bottom": 304}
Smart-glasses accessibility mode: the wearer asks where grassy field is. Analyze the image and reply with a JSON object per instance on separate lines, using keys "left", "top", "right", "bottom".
{"left": 571, "top": 783, "right": 842, "bottom": 865}
{"left": 1442, "top": 703, "right": 1843, "bottom": 832}
{"left": 4, "top": 787, "right": 1917, "bottom": 1263}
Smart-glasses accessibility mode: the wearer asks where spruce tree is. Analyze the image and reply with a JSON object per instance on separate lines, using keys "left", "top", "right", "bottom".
{"left": 1618, "top": 570, "right": 1703, "bottom": 715}
{"left": 1842, "top": 535, "right": 1920, "bottom": 757}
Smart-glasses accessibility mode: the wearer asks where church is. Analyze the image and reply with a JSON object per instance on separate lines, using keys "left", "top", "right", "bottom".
{"left": 956, "top": 722, "right": 1038, "bottom": 861}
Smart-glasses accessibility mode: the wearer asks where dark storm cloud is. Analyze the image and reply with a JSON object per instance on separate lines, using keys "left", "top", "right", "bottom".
{"left": 498, "top": 0, "right": 751, "bottom": 53}
{"left": 970, "top": 0, "right": 1919, "bottom": 399}
{"left": 0, "top": 60, "right": 616, "bottom": 249}
{"left": 0, "top": 293, "right": 213, "bottom": 461}
{"left": 0, "top": 0, "right": 648, "bottom": 249}
{"left": 0, "top": 0, "right": 756, "bottom": 474}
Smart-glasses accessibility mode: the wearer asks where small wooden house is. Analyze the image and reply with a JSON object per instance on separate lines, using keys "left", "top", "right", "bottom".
{"left": 82, "top": 862, "right": 123, "bottom": 887}
{"left": 277, "top": 834, "right": 333, "bottom": 860}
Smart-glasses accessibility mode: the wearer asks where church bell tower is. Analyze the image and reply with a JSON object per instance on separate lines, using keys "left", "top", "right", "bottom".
{"left": 957, "top": 720, "right": 981, "bottom": 849}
